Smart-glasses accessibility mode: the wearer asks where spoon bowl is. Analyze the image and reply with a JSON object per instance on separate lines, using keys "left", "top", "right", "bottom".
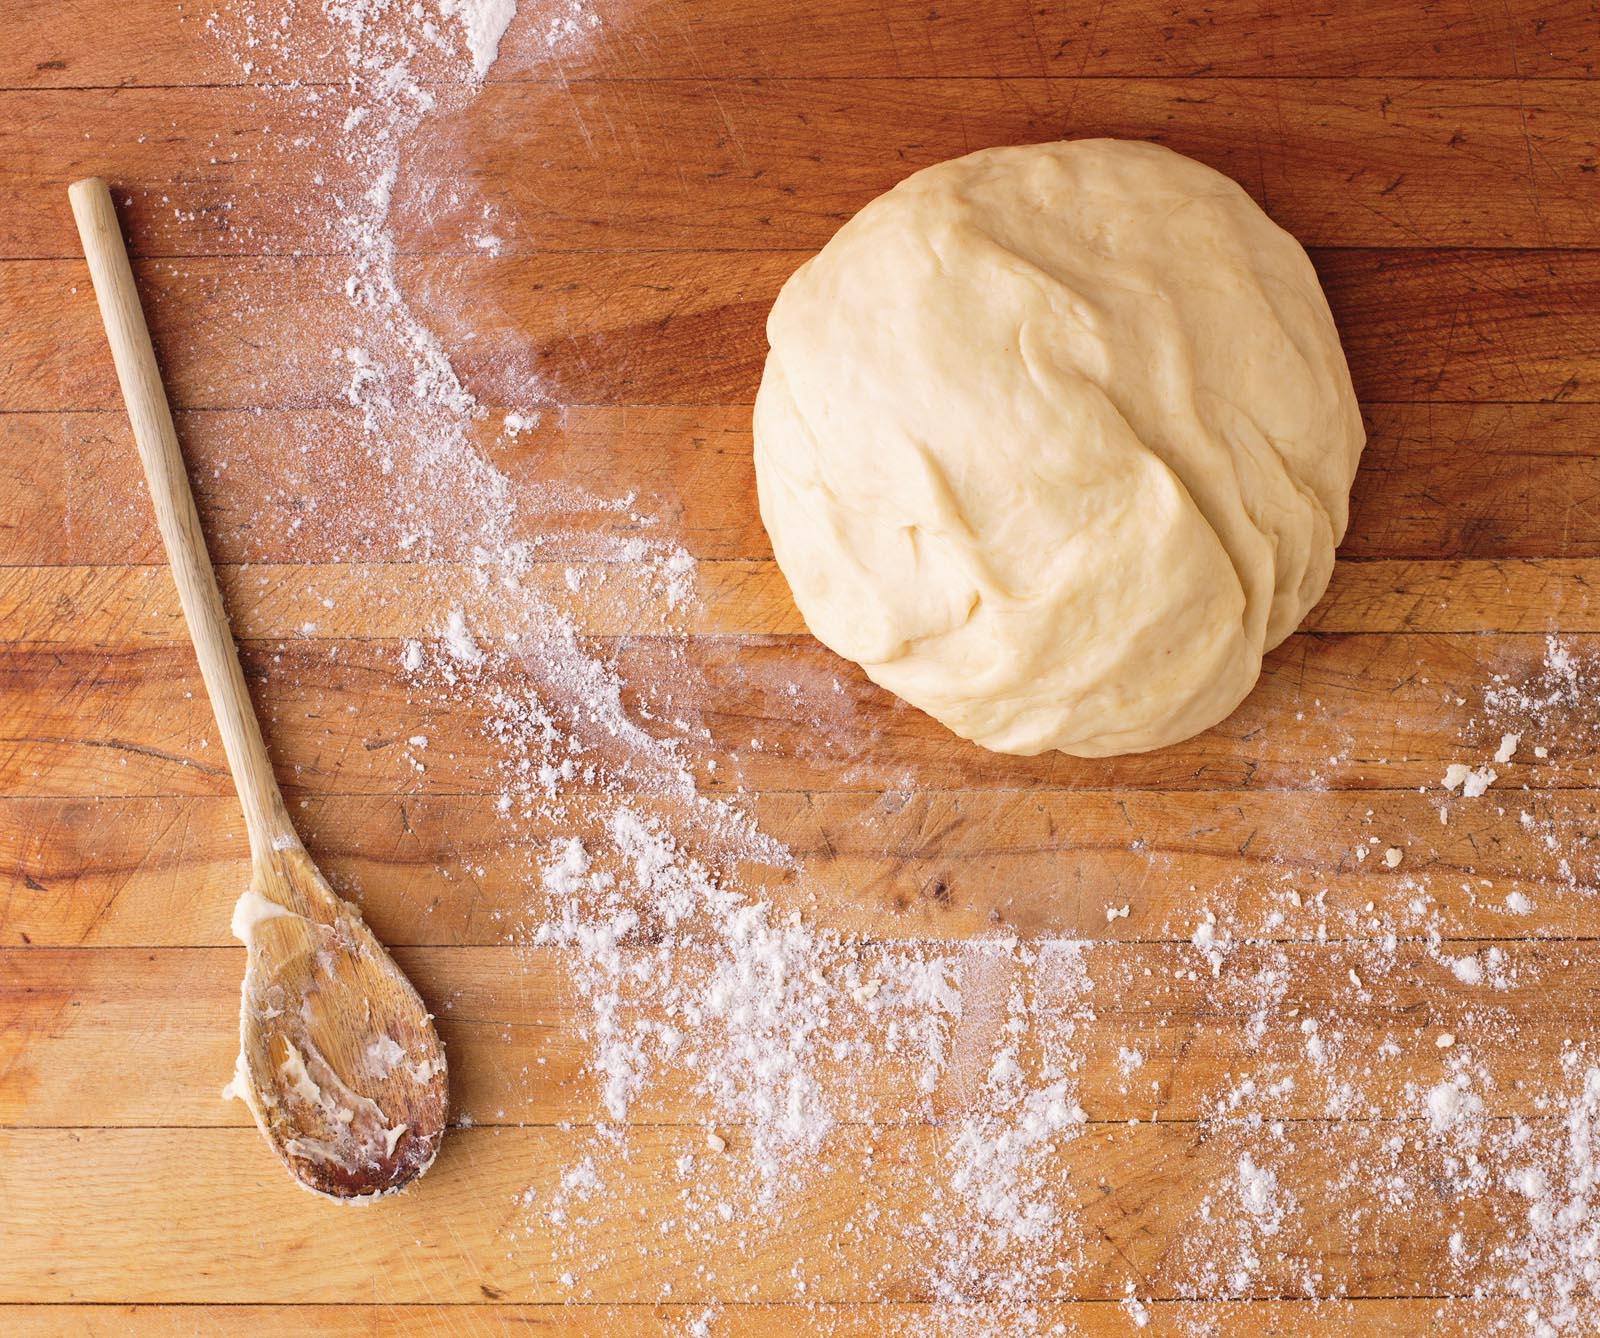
{"left": 228, "top": 846, "right": 448, "bottom": 1199}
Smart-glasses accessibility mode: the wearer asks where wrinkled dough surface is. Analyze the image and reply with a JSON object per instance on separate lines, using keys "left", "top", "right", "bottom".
{"left": 754, "top": 139, "right": 1365, "bottom": 757}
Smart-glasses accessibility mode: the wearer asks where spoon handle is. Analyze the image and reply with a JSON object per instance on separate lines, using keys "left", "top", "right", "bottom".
{"left": 69, "top": 177, "right": 299, "bottom": 865}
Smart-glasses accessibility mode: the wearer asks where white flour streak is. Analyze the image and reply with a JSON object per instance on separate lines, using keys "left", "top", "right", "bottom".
{"left": 201, "top": 5, "right": 1600, "bottom": 1332}
{"left": 442, "top": 0, "right": 521, "bottom": 78}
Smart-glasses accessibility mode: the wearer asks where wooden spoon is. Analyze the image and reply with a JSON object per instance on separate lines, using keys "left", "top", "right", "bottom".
{"left": 69, "top": 177, "right": 448, "bottom": 1201}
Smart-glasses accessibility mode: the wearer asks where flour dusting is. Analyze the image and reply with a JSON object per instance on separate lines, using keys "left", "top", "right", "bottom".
{"left": 441, "top": 0, "right": 521, "bottom": 77}
{"left": 185, "top": 5, "right": 1600, "bottom": 1333}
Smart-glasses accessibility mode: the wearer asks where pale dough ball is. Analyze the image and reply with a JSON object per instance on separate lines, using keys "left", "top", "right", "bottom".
{"left": 754, "top": 138, "right": 1365, "bottom": 757}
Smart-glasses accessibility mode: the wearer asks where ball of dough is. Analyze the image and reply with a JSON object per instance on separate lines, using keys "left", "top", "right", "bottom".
{"left": 753, "top": 138, "right": 1365, "bottom": 757}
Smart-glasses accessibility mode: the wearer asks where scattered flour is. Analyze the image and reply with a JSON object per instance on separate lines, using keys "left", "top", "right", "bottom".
{"left": 440, "top": 0, "right": 521, "bottom": 78}
{"left": 1236, "top": 1153, "right": 1286, "bottom": 1227}
{"left": 1443, "top": 762, "right": 1498, "bottom": 797}
{"left": 443, "top": 607, "right": 485, "bottom": 667}
{"left": 192, "top": 5, "right": 1600, "bottom": 1333}
{"left": 1427, "top": 1073, "right": 1486, "bottom": 1136}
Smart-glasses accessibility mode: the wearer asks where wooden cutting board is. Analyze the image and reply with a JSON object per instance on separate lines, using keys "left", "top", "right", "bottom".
{"left": 3, "top": 2, "right": 1599, "bottom": 1334}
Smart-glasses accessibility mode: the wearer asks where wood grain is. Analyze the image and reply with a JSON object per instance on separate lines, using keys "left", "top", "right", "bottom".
{"left": 10, "top": 248, "right": 1600, "bottom": 414}
{"left": 0, "top": 1126, "right": 1574, "bottom": 1299}
{"left": 0, "top": 631, "right": 1589, "bottom": 798}
{"left": 8, "top": 403, "right": 1600, "bottom": 566}
{"left": 0, "top": 1301, "right": 1539, "bottom": 1338}
{"left": 4, "top": 557, "right": 1600, "bottom": 643}
{"left": 7, "top": 0, "right": 1595, "bottom": 87}
{"left": 3, "top": 939, "right": 1592, "bottom": 1128}
{"left": 9, "top": 80, "right": 1599, "bottom": 259}
{"left": 3, "top": 1120, "right": 1589, "bottom": 1303}
{"left": 3, "top": 786, "right": 1589, "bottom": 948}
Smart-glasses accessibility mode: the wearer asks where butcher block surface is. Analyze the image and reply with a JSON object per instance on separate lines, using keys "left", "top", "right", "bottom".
{"left": 4, "top": 1, "right": 1600, "bottom": 1335}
